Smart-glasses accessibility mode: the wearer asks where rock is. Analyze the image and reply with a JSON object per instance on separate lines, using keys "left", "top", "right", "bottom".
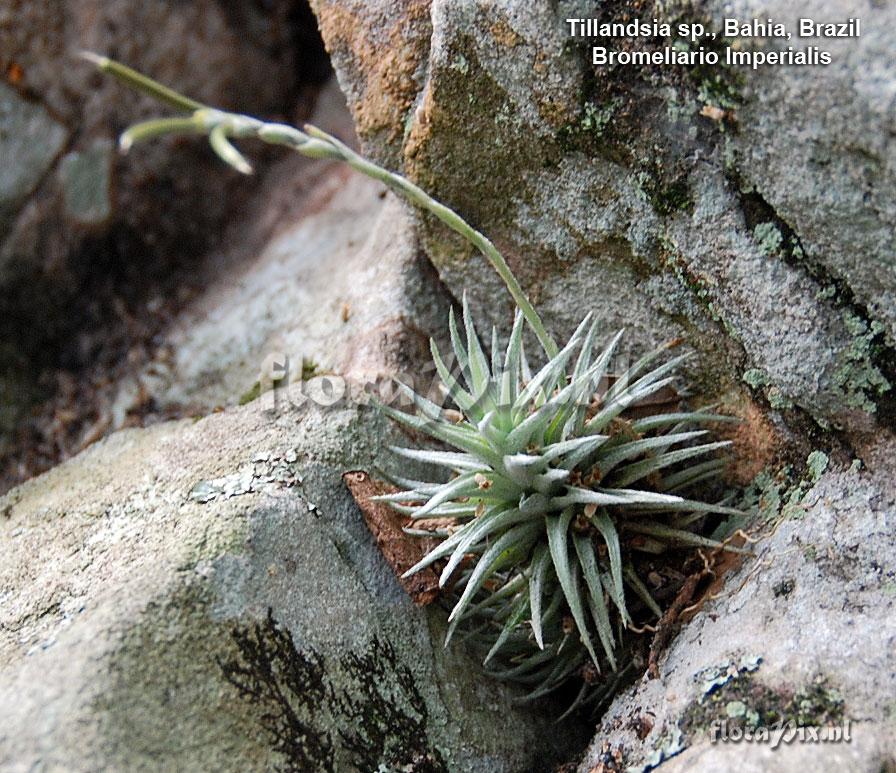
{"left": 0, "top": 400, "right": 578, "bottom": 771}
{"left": 308, "top": 11, "right": 896, "bottom": 764}
{"left": 127, "top": 169, "right": 448, "bottom": 416}
{"left": 0, "top": 83, "right": 67, "bottom": 230}
{"left": 0, "top": 0, "right": 316, "bottom": 283}
{"left": 576, "top": 449, "right": 896, "bottom": 772}
{"left": 59, "top": 140, "right": 114, "bottom": 226}
{"left": 100, "top": 79, "right": 450, "bottom": 420}
{"left": 0, "top": 0, "right": 330, "bottom": 466}
{"left": 313, "top": 0, "right": 896, "bottom": 430}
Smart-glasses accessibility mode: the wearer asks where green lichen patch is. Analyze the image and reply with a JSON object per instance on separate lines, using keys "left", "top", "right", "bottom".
{"left": 555, "top": 98, "right": 622, "bottom": 155}
{"left": 830, "top": 311, "right": 891, "bottom": 413}
{"left": 753, "top": 222, "right": 784, "bottom": 256}
{"left": 682, "top": 669, "right": 846, "bottom": 740}
{"left": 738, "top": 451, "right": 828, "bottom": 524}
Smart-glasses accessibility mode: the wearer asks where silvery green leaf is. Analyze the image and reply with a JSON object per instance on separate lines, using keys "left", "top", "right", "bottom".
{"left": 623, "top": 564, "right": 663, "bottom": 618}
{"left": 528, "top": 544, "right": 551, "bottom": 649}
{"left": 502, "top": 453, "right": 548, "bottom": 487}
{"left": 518, "top": 492, "right": 552, "bottom": 515}
{"left": 119, "top": 116, "right": 205, "bottom": 151}
{"left": 484, "top": 594, "right": 530, "bottom": 664}
{"left": 388, "top": 446, "right": 483, "bottom": 472}
{"left": 486, "top": 644, "right": 558, "bottom": 680}
{"left": 608, "top": 352, "right": 689, "bottom": 403}
{"left": 448, "top": 306, "right": 472, "bottom": 387}
{"left": 628, "top": 498, "right": 745, "bottom": 517}
{"left": 430, "top": 339, "right": 477, "bottom": 414}
{"left": 462, "top": 294, "right": 491, "bottom": 398}
{"left": 566, "top": 330, "right": 625, "bottom": 438}
{"left": 539, "top": 434, "right": 607, "bottom": 465}
{"left": 624, "top": 521, "right": 750, "bottom": 552}
{"left": 553, "top": 487, "right": 686, "bottom": 508}
{"left": 515, "top": 651, "right": 584, "bottom": 702}
{"left": 531, "top": 467, "right": 571, "bottom": 495}
{"left": 659, "top": 458, "right": 728, "bottom": 492}
{"left": 461, "top": 573, "right": 528, "bottom": 618}
{"left": 597, "top": 430, "right": 709, "bottom": 471}
{"left": 490, "top": 325, "right": 502, "bottom": 379}
{"left": 429, "top": 339, "right": 477, "bottom": 417}
{"left": 501, "top": 311, "right": 526, "bottom": 406}
{"left": 394, "top": 380, "right": 446, "bottom": 422}
{"left": 589, "top": 509, "right": 628, "bottom": 625}
{"left": 585, "top": 376, "right": 677, "bottom": 434}
{"left": 378, "top": 403, "right": 502, "bottom": 467}
{"left": 631, "top": 411, "right": 737, "bottom": 433}
{"left": 513, "top": 314, "right": 591, "bottom": 417}
{"left": 562, "top": 434, "right": 612, "bottom": 471}
{"left": 438, "top": 507, "right": 532, "bottom": 586}
{"left": 610, "top": 441, "right": 732, "bottom": 487}
{"left": 390, "top": 501, "right": 479, "bottom": 518}
{"left": 574, "top": 532, "right": 616, "bottom": 668}
{"left": 605, "top": 341, "right": 683, "bottom": 401}
{"left": 547, "top": 508, "right": 599, "bottom": 666}
{"left": 504, "top": 400, "right": 562, "bottom": 452}
{"left": 447, "top": 521, "right": 542, "bottom": 631}
{"left": 409, "top": 471, "right": 481, "bottom": 518}
{"left": 209, "top": 124, "right": 253, "bottom": 174}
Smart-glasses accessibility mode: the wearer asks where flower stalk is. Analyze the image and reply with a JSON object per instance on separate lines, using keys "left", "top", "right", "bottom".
{"left": 81, "top": 52, "right": 558, "bottom": 358}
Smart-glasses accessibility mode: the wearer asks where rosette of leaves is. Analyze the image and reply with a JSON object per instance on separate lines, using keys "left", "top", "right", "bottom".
{"left": 86, "top": 54, "right": 746, "bottom": 712}
{"left": 375, "top": 297, "right": 743, "bottom": 708}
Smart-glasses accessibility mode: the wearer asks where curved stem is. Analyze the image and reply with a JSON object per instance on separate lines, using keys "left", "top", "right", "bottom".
{"left": 85, "top": 52, "right": 559, "bottom": 357}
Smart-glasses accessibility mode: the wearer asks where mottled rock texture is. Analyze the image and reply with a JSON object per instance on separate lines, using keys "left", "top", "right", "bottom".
{"left": 312, "top": 0, "right": 896, "bottom": 432}
{"left": 0, "top": 400, "right": 578, "bottom": 771}
{"left": 574, "top": 445, "right": 896, "bottom": 771}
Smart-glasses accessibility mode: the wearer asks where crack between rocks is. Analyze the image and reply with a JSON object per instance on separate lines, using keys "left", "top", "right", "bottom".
{"left": 727, "top": 170, "right": 896, "bottom": 427}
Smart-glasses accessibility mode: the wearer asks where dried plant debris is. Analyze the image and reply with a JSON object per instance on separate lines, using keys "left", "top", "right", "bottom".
{"left": 344, "top": 471, "right": 440, "bottom": 606}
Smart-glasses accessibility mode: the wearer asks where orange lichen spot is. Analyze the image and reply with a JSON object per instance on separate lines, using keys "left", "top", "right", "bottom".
{"left": 7, "top": 62, "right": 23, "bottom": 85}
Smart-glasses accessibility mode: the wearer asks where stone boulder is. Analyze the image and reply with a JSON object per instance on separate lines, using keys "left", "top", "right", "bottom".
{"left": 310, "top": 1, "right": 896, "bottom": 769}
{"left": 312, "top": 0, "right": 896, "bottom": 431}
{"left": 577, "top": 443, "right": 896, "bottom": 771}
{"left": 0, "top": 399, "right": 578, "bottom": 771}
{"left": 0, "top": 0, "right": 326, "bottom": 446}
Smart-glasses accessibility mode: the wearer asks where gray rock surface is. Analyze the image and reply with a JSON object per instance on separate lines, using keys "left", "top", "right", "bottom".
{"left": 124, "top": 170, "right": 446, "bottom": 416}
{"left": 0, "top": 399, "right": 576, "bottom": 772}
{"left": 0, "top": 0, "right": 310, "bottom": 286}
{"left": 3, "top": 2, "right": 895, "bottom": 770}
{"left": 0, "top": 83, "right": 67, "bottom": 228}
{"left": 313, "top": 0, "right": 896, "bottom": 430}
{"left": 98, "top": 79, "right": 450, "bottom": 423}
{"left": 576, "top": 445, "right": 896, "bottom": 771}
{"left": 311, "top": 2, "right": 896, "bottom": 768}
{"left": 0, "top": 1, "right": 328, "bottom": 461}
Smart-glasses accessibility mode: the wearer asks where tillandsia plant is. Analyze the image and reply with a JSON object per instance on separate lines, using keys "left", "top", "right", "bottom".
{"left": 88, "top": 53, "right": 747, "bottom": 713}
